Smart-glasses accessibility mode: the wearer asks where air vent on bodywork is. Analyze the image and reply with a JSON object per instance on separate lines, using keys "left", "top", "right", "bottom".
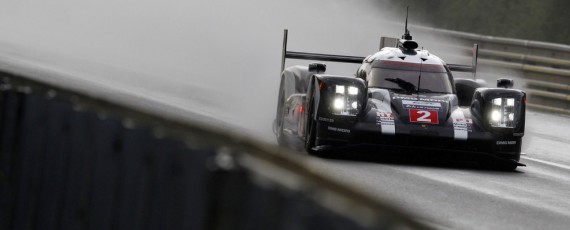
{"left": 399, "top": 40, "right": 419, "bottom": 50}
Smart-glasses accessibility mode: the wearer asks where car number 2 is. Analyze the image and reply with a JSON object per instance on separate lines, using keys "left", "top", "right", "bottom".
{"left": 409, "top": 109, "right": 438, "bottom": 124}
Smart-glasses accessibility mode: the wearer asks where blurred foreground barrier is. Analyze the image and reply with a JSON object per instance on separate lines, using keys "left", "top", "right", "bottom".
{"left": 0, "top": 68, "right": 428, "bottom": 230}
{"left": 415, "top": 26, "right": 570, "bottom": 115}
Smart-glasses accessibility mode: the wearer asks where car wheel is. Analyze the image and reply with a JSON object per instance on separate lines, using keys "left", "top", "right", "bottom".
{"left": 479, "top": 159, "right": 518, "bottom": 171}
{"left": 276, "top": 78, "right": 287, "bottom": 146}
{"left": 305, "top": 87, "right": 317, "bottom": 155}
{"left": 502, "top": 163, "right": 518, "bottom": 171}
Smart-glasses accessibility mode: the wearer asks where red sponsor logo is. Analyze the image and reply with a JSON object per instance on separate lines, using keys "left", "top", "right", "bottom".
{"left": 409, "top": 109, "right": 438, "bottom": 124}
{"left": 376, "top": 112, "right": 394, "bottom": 118}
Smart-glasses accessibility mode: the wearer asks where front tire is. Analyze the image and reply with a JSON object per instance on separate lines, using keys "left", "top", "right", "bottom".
{"left": 479, "top": 159, "right": 518, "bottom": 171}
{"left": 304, "top": 87, "right": 317, "bottom": 155}
{"left": 275, "top": 78, "right": 287, "bottom": 146}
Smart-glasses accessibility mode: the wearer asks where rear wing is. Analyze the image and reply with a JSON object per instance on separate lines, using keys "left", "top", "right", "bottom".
{"left": 280, "top": 29, "right": 479, "bottom": 79}
{"left": 280, "top": 29, "right": 365, "bottom": 74}
{"left": 448, "top": 44, "right": 479, "bottom": 80}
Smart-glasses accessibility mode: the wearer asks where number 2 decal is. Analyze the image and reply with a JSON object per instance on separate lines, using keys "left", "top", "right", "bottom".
{"left": 410, "top": 109, "right": 439, "bottom": 124}
{"left": 416, "top": 110, "right": 432, "bottom": 122}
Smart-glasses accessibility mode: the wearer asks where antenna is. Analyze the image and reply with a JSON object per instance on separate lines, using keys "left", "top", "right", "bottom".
{"left": 402, "top": 6, "right": 412, "bottom": 40}
{"left": 405, "top": 6, "right": 408, "bottom": 34}
{"left": 417, "top": 50, "right": 427, "bottom": 95}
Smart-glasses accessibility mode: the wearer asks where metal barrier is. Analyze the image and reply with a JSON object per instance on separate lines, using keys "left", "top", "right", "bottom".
{"left": 413, "top": 26, "right": 570, "bottom": 115}
{"left": 0, "top": 66, "right": 429, "bottom": 230}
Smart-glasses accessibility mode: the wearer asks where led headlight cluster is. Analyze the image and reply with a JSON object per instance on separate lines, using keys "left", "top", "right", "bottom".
{"left": 332, "top": 85, "right": 360, "bottom": 116}
{"left": 489, "top": 98, "right": 516, "bottom": 128}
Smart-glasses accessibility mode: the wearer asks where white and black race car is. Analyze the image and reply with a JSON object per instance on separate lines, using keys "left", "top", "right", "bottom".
{"left": 273, "top": 21, "right": 526, "bottom": 170}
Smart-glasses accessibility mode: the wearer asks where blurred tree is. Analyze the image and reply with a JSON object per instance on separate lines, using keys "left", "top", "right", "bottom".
{"left": 387, "top": 0, "right": 570, "bottom": 45}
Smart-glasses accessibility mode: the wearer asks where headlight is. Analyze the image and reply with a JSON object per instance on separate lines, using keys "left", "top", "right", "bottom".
{"left": 331, "top": 85, "right": 360, "bottom": 116}
{"left": 489, "top": 98, "right": 517, "bottom": 128}
{"left": 333, "top": 98, "right": 344, "bottom": 109}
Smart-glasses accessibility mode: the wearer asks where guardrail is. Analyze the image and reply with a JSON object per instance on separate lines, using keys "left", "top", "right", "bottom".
{"left": 0, "top": 61, "right": 429, "bottom": 229}
{"left": 413, "top": 26, "right": 570, "bottom": 115}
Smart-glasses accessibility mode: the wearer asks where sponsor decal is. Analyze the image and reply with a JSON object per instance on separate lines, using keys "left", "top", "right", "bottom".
{"left": 453, "top": 118, "right": 473, "bottom": 132}
{"left": 402, "top": 100, "right": 443, "bottom": 111}
{"left": 378, "top": 93, "right": 397, "bottom": 135}
{"left": 376, "top": 111, "right": 395, "bottom": 135}
{"left": 409, "top": 109, "right": 439, "bottom": 124}
{"left": 376, "top": 112, "right": 394, "bottom": 119}
{"left": 496, "top": 141, "right": 517, "bottom": 145}
{"left": 328, "top": 126, "right": 351, "bottom": 133}
{"left": 376, "top": 112, "right": 394, "bottom": 125}
{"left": 318, "top": 117, "right": 334, "bottom": 123}
{"left": 393, "top": 96, "right": 447, "bottom": 103}
{"left": 402, "top": 100, "right": 442, "bottom": 108}
{"left": 453, "top": 123, "right": 469, "bottom": 132}
{"left": 450, "top": 110, "right": 468, "bottom": 140}
{"left": 453, "top": 118, "right": 473, "bottom": 124}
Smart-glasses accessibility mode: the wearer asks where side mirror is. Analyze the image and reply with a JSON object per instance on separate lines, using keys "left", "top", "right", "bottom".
{"left": 308, "top": 63, "right": 326, "bottom": 73}
{"left": 497, "top": 78, "right": 514, "bottom": 88}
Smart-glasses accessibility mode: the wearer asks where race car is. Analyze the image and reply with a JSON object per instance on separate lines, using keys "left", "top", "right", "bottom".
{"left": 273, "top": 20, "right": 526, "bottom": 170}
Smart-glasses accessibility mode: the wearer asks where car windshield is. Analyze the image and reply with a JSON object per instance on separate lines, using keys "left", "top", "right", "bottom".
{"left": 368, "top": 62, "right": 453, "bottom": 94}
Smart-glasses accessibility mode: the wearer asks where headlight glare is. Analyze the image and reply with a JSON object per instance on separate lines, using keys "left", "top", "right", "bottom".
{"left": 491, "top": 110, "right": 501, "bottom": 121}
{"left": 332, "top": 85, "right": 360, "bottom": 116}
{"left": 334, "top": 98, "right": 344, "bottom": 109}
{"left": 489, "top": 97, "right": 517, "bottom": 128}
{"left": 348, "top": 86, "right": 359, "bottom": 95}
{"left": 493, "top": 98, "right": 502, "bottom": 106}
{"left": 507, "top": 98, "right": 515, "bottom": 106}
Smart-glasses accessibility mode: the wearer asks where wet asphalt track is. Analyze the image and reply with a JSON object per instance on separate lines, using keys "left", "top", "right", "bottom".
{"left": 301, "top": 110, "right": 570, "bottom": 230}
